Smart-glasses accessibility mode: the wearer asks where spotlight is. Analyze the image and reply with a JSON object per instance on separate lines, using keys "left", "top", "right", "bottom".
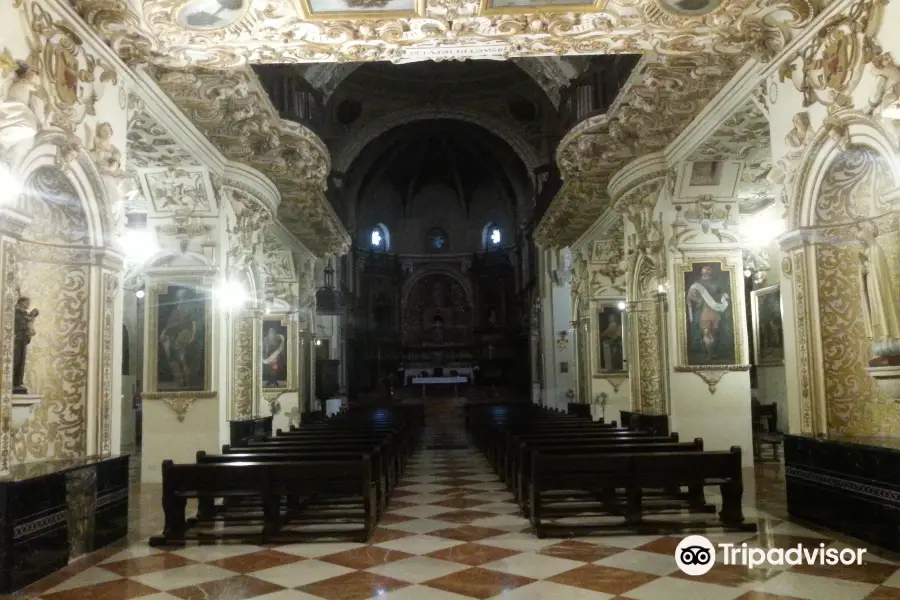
{"left": 121, "top": 230, "right": 158, "bottom": 265}
{"left": 315, "top": 339, "right": 322, "bottom": 346}
{"left": 135, "top": 289, "right": 145, "bottom": 299}
{"left": 216, "top": 280, "right": 249, "bottom": 311}
{"left": 744, "top": 269, "right": 753, "bottom": 278}
{"left": 657, "top": 284, "right": 666, "bottom": 294}
{"left": 617, "top": 301, "right": 626, "bottom": 310}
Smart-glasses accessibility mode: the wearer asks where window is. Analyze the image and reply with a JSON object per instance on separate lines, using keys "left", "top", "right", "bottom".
{"left": 482, "top": 222, "right": 503, "bottom": 250}
{"left": 426, "top": 227, "right": 448, "bottom": 252}
{"left": 370, "top": 223, "right": 390, "bottom": 252}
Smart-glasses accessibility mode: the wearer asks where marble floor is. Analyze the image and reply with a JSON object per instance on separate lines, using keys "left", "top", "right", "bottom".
{"left": 13, "top": 415, "right": 900, "bottom": 600}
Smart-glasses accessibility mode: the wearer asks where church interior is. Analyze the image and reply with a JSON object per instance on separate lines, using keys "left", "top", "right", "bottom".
{"left": 2, "top": 0, "right": 900, "bottom": 598}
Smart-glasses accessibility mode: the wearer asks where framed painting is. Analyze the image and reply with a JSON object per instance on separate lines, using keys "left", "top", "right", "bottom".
{"left": 150, "top": 284, "right": 211, "bottom": 392}
{"left": 677, "top": 260, "right": 740, "bottom": 366}
{"left": 479, "top": 0, "right": 605, "bottom": 15}
{"left": 300, "top": 0, "right": 425, "bottom": 19}
{"left": 262, "top": 317, "right": 295, "bottom": 390}
{"left": 596, "top": 304, "right": 627, "bottom": 373}
{"left": 751, "top": 284, "right": 784, "bottom": 366}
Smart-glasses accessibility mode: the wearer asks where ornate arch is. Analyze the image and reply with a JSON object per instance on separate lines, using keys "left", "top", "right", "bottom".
{"left": 332, "top": 108, "right": 543, "bottom": 175}
{"left": 790, "top": 114, "right": 900, "bottom": 230}
{"left": 16, "top": 131, "right": 113, "bottom": 248}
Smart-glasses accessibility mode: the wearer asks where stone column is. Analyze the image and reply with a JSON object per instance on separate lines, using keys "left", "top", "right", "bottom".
{"left": 84, "top": 250, "right": 124, "bottom": 456}
{"left": 0, "top": 208, "right": 30, "bottom": 475}
{"left": 230, "top": 308, "right": 262, "bottom": 420}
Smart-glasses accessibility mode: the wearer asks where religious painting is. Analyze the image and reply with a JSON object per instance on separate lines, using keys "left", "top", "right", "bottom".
{"left": 154, "top": 285, "right": 208, "bottom": 391}
{"left": 46, "top": 44, "right": 79, "bottom": 106}
{"left": 680, "top": 261, "right": 739, "bottom": 366}
{"left": 301, "top": 0, "right": 424, "bottom": 18}
{"left": 689, "top": 161, "right": 723, "bottom": 187}
{"left": 480, "top": 0, "right": 603, "bottom": 14}
{"left": 262, "top": 319, "right": 290, "bottom": 389}
{"left": 177, "top": 0, "right": 249, "bottom": 30}
{"left": 751, "top": 285, "right": 784, "bottom": 366}
{"left": 597, "top": 305, "right": 626, "bottom": 373}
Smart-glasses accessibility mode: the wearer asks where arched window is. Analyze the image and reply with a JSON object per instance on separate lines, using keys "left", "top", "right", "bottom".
{"left": 427, "top": 227, "right": 448, "bottom": 252}
{"left": 482, "top": 222, "right": 503, "bottom": 250}
{"left": 370, "top": 223, "right": 390, "bottom": 252}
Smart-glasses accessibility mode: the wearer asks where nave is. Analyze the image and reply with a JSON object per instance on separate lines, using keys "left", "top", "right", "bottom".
{"left": 14, "top": 401, "right": 900, "bottom": 600}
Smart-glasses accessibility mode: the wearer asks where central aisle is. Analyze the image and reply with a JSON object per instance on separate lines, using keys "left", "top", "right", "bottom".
{"left": 24, "top": 401, "right": 900, "bottom": 600}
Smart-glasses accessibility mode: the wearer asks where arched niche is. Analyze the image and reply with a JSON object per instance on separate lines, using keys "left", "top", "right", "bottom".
{"left": 7, "top": 146, "right": 120, "bottom": 464}
{"left": 785, "top": 116, "right": 900, "bottom": 436}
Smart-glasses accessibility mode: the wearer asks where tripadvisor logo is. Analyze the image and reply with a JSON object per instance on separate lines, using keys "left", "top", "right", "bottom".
{"left": 675, "top": 535, "right": 867, "bottom": 575}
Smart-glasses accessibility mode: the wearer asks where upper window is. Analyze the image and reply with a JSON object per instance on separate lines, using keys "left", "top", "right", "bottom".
{"left": 427, "top": 228, "right": 448, "bottom": 252}
{"left": 370, "top": 223, "right": 390, "bottom": 252}
{"left": 483, "top": 222, "right": 503, "bottom": 250}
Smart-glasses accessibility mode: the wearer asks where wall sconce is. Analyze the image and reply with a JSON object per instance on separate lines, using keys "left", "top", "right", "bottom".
{"left": 617, "top": 301, "right": 626, "bottom": 311}
{"left": 556, "top": 330, "right": 569, "bottom": 350}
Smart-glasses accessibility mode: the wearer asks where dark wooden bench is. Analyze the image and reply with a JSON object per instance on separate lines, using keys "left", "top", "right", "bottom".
{"left": 515, "top": 438, "right": 702, "bottom": 509}
{"left": 201, "top": 449, "right": 389, "bottom": 515}
{"left": 150, "top": 457, "right": 376, "bottom": 546}
{"left": 530, "top": 446, "right": 751, "bottom": 537}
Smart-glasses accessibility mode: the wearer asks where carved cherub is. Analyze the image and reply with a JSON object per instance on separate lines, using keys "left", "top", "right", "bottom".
{"left": 767, "top": 112, "right": 812, "bottom": 185}
{"left": 88, "top": 122, "right": 122, "bottom": 174}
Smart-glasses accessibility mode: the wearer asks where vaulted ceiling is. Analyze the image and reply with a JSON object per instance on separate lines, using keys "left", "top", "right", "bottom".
{"left": 79, "top": 0, "right": 808, "bottom": 68}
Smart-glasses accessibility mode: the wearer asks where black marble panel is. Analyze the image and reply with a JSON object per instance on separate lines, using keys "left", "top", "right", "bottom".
{"left": 0, "top": 455, "right": 129, "bottom": 593}
{"left": 784, "top": 434, "right": 900, "bottom": 553}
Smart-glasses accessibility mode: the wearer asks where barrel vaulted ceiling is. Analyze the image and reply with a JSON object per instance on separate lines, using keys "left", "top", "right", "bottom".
{"left": 79, "top": 0, "right": 813, "bottom": 69}
{"left": 74, "top": 0, "right": 815, "bottom": 249}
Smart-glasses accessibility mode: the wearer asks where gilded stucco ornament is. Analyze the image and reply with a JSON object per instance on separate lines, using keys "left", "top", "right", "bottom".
{"left": 20, "top": 3, "right": 118, "bottom": 134}
{"left": 151, "top": 67, "right": 349, "bottom": 256}
{"left": 75, "top": 0, "right": 814, "bottom": 67}
{"left": 778, "top": 0, "right": 883, "bottom": 112}
{"left": 674, "top": 365, "right": 751, "bottom": 394}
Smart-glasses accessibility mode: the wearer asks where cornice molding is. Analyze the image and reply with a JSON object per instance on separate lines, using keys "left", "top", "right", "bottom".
{"left": 608, "top": 152, "right": 668, "bottom": 204}
{"left": 665, "top": 0, "right": 857, "bottom": 164}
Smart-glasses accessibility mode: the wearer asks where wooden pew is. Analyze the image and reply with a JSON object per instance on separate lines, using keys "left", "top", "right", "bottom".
{"left": 201, "top": 449, "right": 389, "bottom": 515}
{"left": 529, "top": 447, "right": 751, "bottom": 537}
{"left": 150, "top": 457, "right": 376, "bottom": 546}
{"left": 515, "top": 438, "right": 705, "bottom": 510}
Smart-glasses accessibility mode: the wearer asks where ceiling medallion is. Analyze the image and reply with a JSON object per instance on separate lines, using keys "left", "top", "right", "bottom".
{"left": 177, "top": 0, "right": 249, "bottom": 30}
{"left": 657, "top": 0, "right": 723, "bottom": 16}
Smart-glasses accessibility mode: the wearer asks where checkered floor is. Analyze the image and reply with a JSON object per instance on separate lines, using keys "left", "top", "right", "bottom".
{"left": 17, "top": 431, "right": 900, "bottom": 599}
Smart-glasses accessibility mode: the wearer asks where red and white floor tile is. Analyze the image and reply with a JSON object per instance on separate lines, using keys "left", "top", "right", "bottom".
{"left": 14, "top": 447, "right": 900, "bottom": 600}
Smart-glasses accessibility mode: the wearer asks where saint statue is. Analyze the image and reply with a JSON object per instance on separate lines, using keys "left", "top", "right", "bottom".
{"left": 686, "top": 265, "right": 731, "bottom": 362}
{"left": 858, "top": 225, "right": 900, "bottom": 365}
{"left": 13, "top": 296, "right": 39, "bottom": 394}
{"left": 431, "top": 315, "right": 445, "bottom": 344}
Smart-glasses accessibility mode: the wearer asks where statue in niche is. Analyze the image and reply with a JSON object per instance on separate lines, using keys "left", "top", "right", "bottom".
{"left": 13, "top": 296, "right": 39, "bottom": 394}
{"left": 857, "top": 224, "right": 900, "bottom": 365}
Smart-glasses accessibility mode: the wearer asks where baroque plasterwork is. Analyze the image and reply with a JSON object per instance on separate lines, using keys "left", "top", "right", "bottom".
{"left": 126, "top": 95, "right": 201, "bottom": 168}
{"left": 142, "top": 167, "right": 214, "bottom": 213}
{"left": 77, "top": 0, "right": 814, "bottom": 68}
{"left": 150, "top": 66, "right": 350, "bottom": 256}
{"left": 689, "top": 102, "right": 770, "bottom": 161}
